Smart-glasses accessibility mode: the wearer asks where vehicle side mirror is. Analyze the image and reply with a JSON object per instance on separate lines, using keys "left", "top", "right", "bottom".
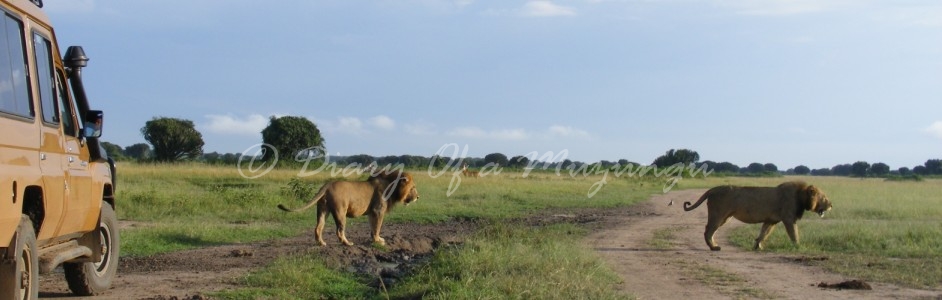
{"left": 83, "top": 110, "right": 103, "bottom": 138}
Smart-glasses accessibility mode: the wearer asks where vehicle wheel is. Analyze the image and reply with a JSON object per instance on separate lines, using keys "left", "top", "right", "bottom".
{"left": 0, "top": 216, "right": 39, "bottom": 300}
{"left": 64, "top": 204, "right": 119, "bottom": 296}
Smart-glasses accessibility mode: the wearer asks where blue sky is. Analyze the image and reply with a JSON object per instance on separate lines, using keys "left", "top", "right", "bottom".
{"left": 43, "top": 0, "right": 942, "bottom": 169}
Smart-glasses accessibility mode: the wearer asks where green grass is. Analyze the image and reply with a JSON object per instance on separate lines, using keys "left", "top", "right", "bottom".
{"left": 116, "top": 163, "right": 942, "bottom": 296}
{"left": 116, "top": 163, "right": 660, "bottom": 256}
{"left": 647, "top": 227, "right": 682, "bottom": 250}
{"left": 388, "top": 223, "right": 629, "bottom": 300}
{"left": 214, "top": 254, "right": 373, "bottom": 299}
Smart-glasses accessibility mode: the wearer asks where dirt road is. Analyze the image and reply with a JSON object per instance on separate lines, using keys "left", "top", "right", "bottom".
{"left": 590, "top": 189, "right": 941, "bottom": 299}
{"left": 37, "top": 190, "right": 941, "bottom": 299}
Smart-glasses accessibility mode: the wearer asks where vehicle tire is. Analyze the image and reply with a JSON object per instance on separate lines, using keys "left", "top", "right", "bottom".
{"left": 64, "top": 204, "right": 119, "bottom": 296}
{"left": 0, "top": 216, "right": 39, "bottom": 300}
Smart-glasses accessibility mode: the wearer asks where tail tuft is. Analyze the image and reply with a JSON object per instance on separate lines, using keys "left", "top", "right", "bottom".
{"left": 277, "top": 204, "right": 292, "bottom": 212}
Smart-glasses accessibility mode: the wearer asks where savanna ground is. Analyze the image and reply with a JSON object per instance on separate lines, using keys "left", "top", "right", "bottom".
{"left": 36, "top": 163, "right": 942, "bottom": 299}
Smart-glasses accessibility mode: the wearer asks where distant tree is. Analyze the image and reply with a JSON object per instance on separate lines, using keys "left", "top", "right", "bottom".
{"left": 831, "top": 164, "right": 853, "bottom": 176}
{"left": 561, "top": 159, "right": 574, "bottom": 169}
{"left": 376, "top": 155, "right": 399, "bottom": 166}
{"left": 141, "top": 117, "right": 204, "bottom": 162}
{"left": 714, "top": 162, "right": 739, "bottom": 173}
{"left": 653, "top": 149, "right": 699, "bottom": 167}
{"left": 851, "top": 161, "right": 870, "bottom": 177}
{"left": 261, "top": 116, "right": 324, "bottom": 164}
{"left": 347, "top": 154, "right": 374, "bottom": 166}
{"left": 925, "top": 159, "right": 942, "bottom": 175}
{"left": 793, "top": 165, "right": 811, "bottom": 175}
{"left": 747, "top": 163, "right": 765, "bottom": 174}
{"left": 428, "top": 155, "right": 447, "bottom": 169}
{"left": 870, "top": 162, "right": 890, "bottom": 177}
{"left": 484, "top": 153, "right": 509, "bottom": 166}
{"left": 763, "top": 163, "right": 778, "bottom": 173}
{"left": 811, "top": 168, "right": 832, "bottom": 176}
{"left": 617, "top": 159, "right": 630, "bottom": 166}
{"left": 100, "top": 141, "right": 127, "bottom": 160}
{"left": 508, "top": 155, "right": 530, "bottom": 169}
{"left": 898, "top": 167, "right": 912, "bottom": 176}
{"left": 399, "top": 155, "right": 427, "bottom": 167}
{"left": 913, "top": 165, "right": 928, "bottom": 175}
{"left": 123, "top": 143, "right": 152, "bottom": 160}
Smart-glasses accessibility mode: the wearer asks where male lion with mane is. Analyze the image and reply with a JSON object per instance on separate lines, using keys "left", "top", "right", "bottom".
{"left": 277, "top": 171, "right": 419, "bottom": 246}
{"left": 683, "top": 181, "right": 832, "bottom": 251}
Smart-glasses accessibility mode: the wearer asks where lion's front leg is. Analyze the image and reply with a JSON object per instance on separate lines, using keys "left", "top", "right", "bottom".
{"left": 369, "top": 213, "right": 386, "bottom": 246}
{"left": 784, "top": 221, "right": 800, "bottom": 247}
{"left": 754, "top": 222, "right": 777, "bottom": 250}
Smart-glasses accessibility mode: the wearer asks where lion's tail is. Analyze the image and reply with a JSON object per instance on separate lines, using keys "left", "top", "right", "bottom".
{"left": 277, "top": 184, "right": 329, "bottom": 213}
{"left": 683, "top": 189, "right": 712, "bottom": 211}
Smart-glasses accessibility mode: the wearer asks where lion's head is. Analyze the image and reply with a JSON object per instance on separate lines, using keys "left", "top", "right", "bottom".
{"left": 371, "top": 171, "right": 420, "bottom": 206}
{"left": 803, "top": 185, "right": 832, "bottom": 217}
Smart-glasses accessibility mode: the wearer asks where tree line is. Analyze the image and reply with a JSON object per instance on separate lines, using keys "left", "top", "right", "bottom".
{"left": 111, "top": 116, "right": 941, "bottom": 178}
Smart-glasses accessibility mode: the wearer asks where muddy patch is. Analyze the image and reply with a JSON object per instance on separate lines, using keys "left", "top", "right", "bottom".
{"left": 818, "top": 280, "right": 873, "bottom": 290}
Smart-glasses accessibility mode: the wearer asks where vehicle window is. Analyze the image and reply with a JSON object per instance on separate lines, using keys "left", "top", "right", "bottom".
{"left": 55, "top": 70, "right": 77, "bottom": 136}
{"left": 33, "top": 32, "right": 57, "bottom": 123}
{"left": 0, "top": 12, "right": 32, "bottom": 117}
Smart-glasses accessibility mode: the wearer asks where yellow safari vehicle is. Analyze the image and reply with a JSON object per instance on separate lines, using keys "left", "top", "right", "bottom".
{"left": 0, "top": 0, "right": 119, "bottom": 298}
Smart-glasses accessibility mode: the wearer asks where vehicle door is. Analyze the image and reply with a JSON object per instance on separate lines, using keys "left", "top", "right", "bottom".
{"left": 32, "top": 27, "right": 70, "bottom": 240}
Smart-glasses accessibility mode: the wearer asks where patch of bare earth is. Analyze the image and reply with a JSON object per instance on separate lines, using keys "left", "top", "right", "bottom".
{"left": 38, "top": 219, "right": 479, "bottom": 300}
{"left": 590, "top": 189, "right": 942, "bottom": 299}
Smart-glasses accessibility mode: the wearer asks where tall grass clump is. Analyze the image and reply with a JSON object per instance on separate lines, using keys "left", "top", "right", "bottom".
{"left": 213, "top": 254, "right": 373, "bottom": 299}
{"left": 389, "top": 223, "right": 629, "bottom": 300}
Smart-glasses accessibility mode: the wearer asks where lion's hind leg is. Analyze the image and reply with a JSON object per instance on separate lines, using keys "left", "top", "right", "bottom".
{"left": 704, "top": 215, "right": 731, "bottom": 251}
{"left": 754, "top": 222, "right": 777, "bottom": 250}
{"left": 332, "top": 212, "right": 355, "bottom": 246}
{"left": 314, "top": 205, "right": 328, "bottom": 246}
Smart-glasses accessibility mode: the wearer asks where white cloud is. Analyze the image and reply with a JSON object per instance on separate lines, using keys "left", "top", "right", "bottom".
{"left": 926, "top": 121, "right": 942, "bottom": 139}
{"left": 523, "top": 0, "right": 576, "bottom": 17}
{"left": 405, "top": 120, "right": 437, "bottom": 135}
{"left": 338, "top": 117, "right": 365, "bottom": 133}
{"left": 716, "top": 0, "right": 834, "bottom": 16}
{"left": 875, "top": 6, "right": 942, "bottom": 28}
{"left": 547, "top": 125, "right": 590, "bottom": 138}
{"left": 316, "top": 116, "right": 368, "bottom": 135}
{"left": 448, "top": 127, "right": 529, "bottom": 140}
{"left": 202, "top": 114, "right": 268, "bottom": 136}
{"left": 369, "top": 115, "right": 396, "bottom": 130}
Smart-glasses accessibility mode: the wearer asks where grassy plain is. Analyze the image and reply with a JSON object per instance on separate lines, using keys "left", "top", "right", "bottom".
{"left": 117, "top": 163, "right": 942, "bottom": 297}
{"left": 117, "top": 162, "right": 662, "bottom": 299}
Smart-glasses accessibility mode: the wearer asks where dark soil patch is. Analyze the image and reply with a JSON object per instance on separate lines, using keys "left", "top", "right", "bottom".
{"left": 817, "top": 280, "right": 873, "bottom": 290}
{"left": 791, "top": 255, "right": 830, "bottom": 264}
{"left": 42, "top": 208, "right": 623, "bottom": 299}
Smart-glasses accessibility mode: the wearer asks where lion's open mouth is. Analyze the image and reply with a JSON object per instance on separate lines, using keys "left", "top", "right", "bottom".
{"left": 817, "top": 211, "right": 826, "bottom": 217}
